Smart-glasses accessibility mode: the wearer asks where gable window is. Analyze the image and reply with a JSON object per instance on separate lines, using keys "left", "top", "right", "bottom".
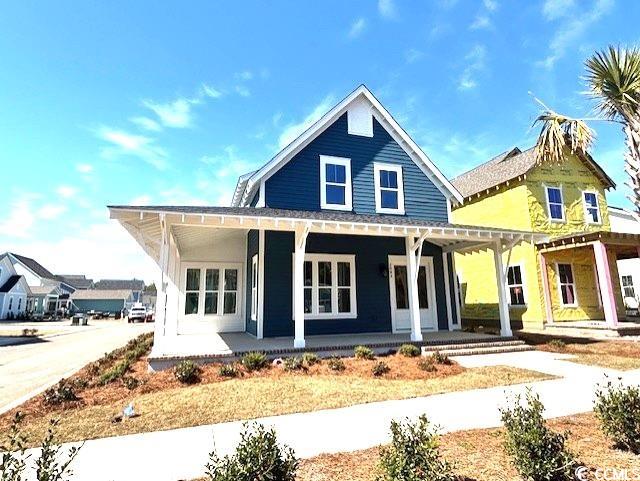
{"left": 374, "top": 163, "right": 405, "bottom": 214}
{"left": 251, "top": 255, "right": 258, "bottom": 321}
{"left": 545, "top": 186, "right": 565, "bottom": 221}
{"left": 557, "top": 263, "right": 577, "bottom": 306}
{"left": 294, "top": 254, "right": 357, "bottom": 319}
{"left": 18, "top": 298, "right": 22, "bottom": 310}
{"left": 507, "top": 265, "right": 526, "bottom": 306}
{"left": 622, "top": 275, "right": 636, "bottom": 298}
{"left": 320, "top": 155, "right": 352, "bottom": 211}
{"left": 582, "top": 191, "right": 601, "bottom": 224}
{"left": 8, "top": 297, "right": 13, "bottom": 310}
{"left": 183, "top": 264, "right": 241, "bottom": 317}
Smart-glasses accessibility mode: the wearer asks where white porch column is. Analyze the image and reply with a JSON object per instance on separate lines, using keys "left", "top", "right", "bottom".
{"left": 154, "top": 214, "right": 168, "bottom": 341}
{"left": 405, "top": 236, "right": 423, "bottom": 342}
{"left": 593, "top": 240, "right": 619, "bottom": 328}
{"left": 442, "top": 252, "right": 453, "bottom": 331}
{"left": 539, "top": 253, "right": 554, "bottom": 324}
{"left": 492, "top": 242, "right": 512, "bottom": 337}
{"left": 293, "top": 224, "right": 309, "bottom": 348}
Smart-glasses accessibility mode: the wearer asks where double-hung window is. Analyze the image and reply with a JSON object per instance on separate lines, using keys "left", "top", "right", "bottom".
{"left": 622, "top": 275, "right": 636, "bottom": 298}
{"left": 582, "top": 191, "right": 601, "bottom": 224}
{"left": 320, "top": 155, "right": 352, "bottom": 211}
{"left": 295, "top": 254, "right": 356, "bottom": 319}
{"left": 545, "top": 186, "right": 565, "bottom": 221}
{"left": 557, "top": 263, "right": 577, "bottom": 306}
{"left": 374, "top": 163, "right": 405, "bottom": 214}
{"left": 251, "top": 255, "right": 258, "bottom": 321}
{"left": 184, "top": 265, "right": 240, "bottom": 316}
{"left": 507, "top": 265, "right": 526, "bottom": 306}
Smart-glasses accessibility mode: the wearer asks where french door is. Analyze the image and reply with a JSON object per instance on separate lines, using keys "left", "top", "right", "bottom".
{"left": 388, "top": 255, "right": 437, "bottom": 332}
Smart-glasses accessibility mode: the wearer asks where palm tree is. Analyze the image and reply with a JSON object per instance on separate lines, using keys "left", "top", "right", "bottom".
{"left": 533, "top": 46, "right": 640, "bottom": 211}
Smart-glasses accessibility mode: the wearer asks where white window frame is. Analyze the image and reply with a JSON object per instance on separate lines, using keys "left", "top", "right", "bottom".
{"left": 622, "top": 274, "right": 636, "bottom": 299}
{"left": 544, "top": 184, "right": 565, "bottom": 222}
{"left": 374, "top": 162, "right": 405, "bottom": 214}
{"left": 556, "top": 263, "right": 578, "bottom": 307}
{"left": 582, "top": 190, "right": 601, "bottom": 224}
{"left": 251, "top": 254, "right": 258, "bottom": 321}
{"left": 506, "top": 264, "right": 527, "bottom": 307}
{"left": 319, "top": 155, "right": 352, "bottom": 211}
{"left": 292, "top": 253, "right": 357, "bottom": 320}
{"left": 181, "top": 262, "right": 243, "bottom": 319}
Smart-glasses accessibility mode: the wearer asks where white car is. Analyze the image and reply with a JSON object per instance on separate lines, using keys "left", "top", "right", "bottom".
{"left": 128, "top": 306, "right": 147, "bottom": 323}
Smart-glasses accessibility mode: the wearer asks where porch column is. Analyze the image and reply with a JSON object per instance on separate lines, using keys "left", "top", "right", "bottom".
{"left": 442, "top": 252, "right": 453, "bottom": 331}
{"left": 293, "top": 224, "right": 310, "bottom": 348}
{"left": 538, "top": 253, "right": 554, "bottom": 324}
{"left": 405, "top": 236, "right": 423, "bottom": 342}
{"left": 593, "top": 241, "right": 618, "bottom": 328}
{"left": 154, "top": 214, "right": 169, "bottom": 339}
{"left": 492, "top": 242, "right": 512, "bottom": 337}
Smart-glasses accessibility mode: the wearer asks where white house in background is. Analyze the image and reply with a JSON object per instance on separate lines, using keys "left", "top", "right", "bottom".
{"left": 609, "top": 206, "right": 640, "bottom": 314}
{"left": 0, "top": 255, "right": 30, "bottom": 319}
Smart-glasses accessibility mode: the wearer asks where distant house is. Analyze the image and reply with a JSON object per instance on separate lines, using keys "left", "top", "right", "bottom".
{"left": 94, "top": 279, "right": 145, "bottom": 302}
{"left": 0, "top": 254, "right": 30, "bottom": 319}
{"left": 609, "top": 206, "right": 640, "bottom": 314}
{"left": 29, "top": 285, "right": 66, "bottom": 317}
{"left": 57, "top": 274, "right": 94, "bottom": 290}
{"left": 70, "top": 289, "right": 134, "bottom": 315}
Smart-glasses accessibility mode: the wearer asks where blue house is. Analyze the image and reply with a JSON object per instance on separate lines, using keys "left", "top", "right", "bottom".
{"left": 110, "top": 86, "right": 541, "bottom": 365}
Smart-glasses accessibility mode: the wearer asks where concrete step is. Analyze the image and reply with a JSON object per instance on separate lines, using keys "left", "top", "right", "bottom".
{"left": 424, "top": 344, "right": 533, "bottom": 357}
{"left": 421, "top": 339, "right": 528, "bottom": 352}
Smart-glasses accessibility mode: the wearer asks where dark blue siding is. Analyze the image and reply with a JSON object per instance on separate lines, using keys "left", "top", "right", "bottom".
{"left": 265, "top": 114, "right": 448, "bottom": 221}
{"left": 245, "top": 230, "right": 259, "bottom": 335}
{"left": 263, "top": 231, "right": 448, "bottom": 337}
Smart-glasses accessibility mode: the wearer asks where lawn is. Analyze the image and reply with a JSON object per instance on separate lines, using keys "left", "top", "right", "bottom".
{"left": 297, "top": 412, "right": 639, "bottom": 481}
{"left": 0, "top": 336, "right": 550, "bottom": 446}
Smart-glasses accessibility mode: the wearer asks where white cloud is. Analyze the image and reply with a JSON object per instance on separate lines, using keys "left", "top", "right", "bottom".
{"left": 542, "top": 0, "right": 576, "bottom": 20}
{"left": 235, "top": 85, "right": 251, "bottom": 97}
{"left": 538, "top": 0, "right": 614, "bottom": 69}
{"left": 130, "top": 195, "right": 151, "bottom": 206}
{"left": 483, "top": 0, "right": 498, "bottom": 11}
{"left": 278, "top": 95, "right": 335, "bottom": 149}
{"left": 143, "top": 97, "right": 193, "bottom": 128}
{"left": 0, "top": 198, "right": 35, "bottom": 239}
{"left": 157, "top": 186, "right": 209, "bottom": 206}
{"left": 348, "top": 18, "right": 367, "bottom": 39}
{"left": 56, "top": 185, "right": 77, "bottom": 198}
{"left": 38, "top": 204, "right": 66, "bottom": 220}
{"left": 235, "top": 71, "right": 253, "bottom": 81}
{"left": 97, "top": 127, "right": 168, "bottom": 170}
{"left": 378, "top": 0, "right": 397, "bottom": 19}
{"left": 201, "top": 84, "right": 223, "bottom": 99}
{"left": 458, "top": 44, "right": 487, "bottom": 91}
{"left": 76, "top": 163, "right": 93, "bottom": 174}
{"left": 405, "top": 48, "right": 424, "bottom": 64}
{"left": 470, "top": 15, "right": 491, "bottom": 30}
{"left": 130, "top": 116, "right": 162, "bottom": 132}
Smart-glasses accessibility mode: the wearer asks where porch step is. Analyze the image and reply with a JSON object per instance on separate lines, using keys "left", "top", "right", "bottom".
{"left": 421, "top": 340, "right": 533, "bottom": 357}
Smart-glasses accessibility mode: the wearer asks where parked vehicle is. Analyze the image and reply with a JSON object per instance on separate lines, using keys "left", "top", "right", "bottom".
{"left": 145, "top": 308, "right": 154, "bottom": 322}
{"left": 128, "top": 305, "right": 147, "bottom": 323}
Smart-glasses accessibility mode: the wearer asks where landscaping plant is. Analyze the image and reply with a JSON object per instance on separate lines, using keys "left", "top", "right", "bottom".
{"left": 1, "top": 412, "right": 27, "bottom": 481}
{"left": 283, "top": 356, "right": 304, "bottom": 372}
{"left": 500, "top": 390, "right": 576, "bottom": 481}
{"left": 206, "top": 422, "right": 298, "bottom": 481}
{"left": 594, "top": 379, "right": 640, "bottom": 453}
{"left": 398, "top": 344, "right": 420, "bottom": 357}
{"left": 301, "top": 352, "right": 320, "bottom": 366}
{"left": 372, "top": 361, "right": 390, "bottom": 377}
{"left": 218, "top": 363, "right": 239, "bottom": 378}
{"left": 174, "top": 360, "right": 201, "bottom": 384}
{"left": 377, "top": 415, "right": 457, "bottom": 481}
{"left": 327, "top": 356, "right": 345, "bottom": 372}
{"left": 431, "top": 352, "right": 452, "bottom": 365}
{"left": 354, "top": 345, "right": 375, "bottom": 360}
{"left": 418, "top": 357, "right": 437, "bottom": 372}
{"left": 42, "top": 379, "right": 78, "bottom": 406}
{"left": 547, "top": 339, "right": 566, "bottom": 351}
{"left": 35, "top": 419, "right": 82, "bottom": 481}
{"left": 241, "top": 351, "right": 268, "bottom": 372}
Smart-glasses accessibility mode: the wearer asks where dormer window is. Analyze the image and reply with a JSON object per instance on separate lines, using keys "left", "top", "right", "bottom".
{"left": 545, "top": 185, "right": 565, "bottom": 222}
{"left": 320, "top": 155, "right": 352, "bottom": 211}
{"left": 374, "top": 163, "right": 405, "bottom": 214}
{"left": 582, "top": 191, "right": 601, "bottom": 224}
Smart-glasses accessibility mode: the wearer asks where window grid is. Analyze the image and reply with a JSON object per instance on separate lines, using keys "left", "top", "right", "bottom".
{"left": 622, "top": 275, "right": 636, "bottom": 298}
{"left": 374, "top": 163, "right": 405, "bottom": 214}
{"left": 320, "top": 156, "right": 352, "bottom": 211}
{"left": 557, "top": 263, "right": 577, "bottom": 306}
{"left": 507, "top": 265, "right": 526, "bottom": 306}
{"left": 545, "top": 186, "right": 565, "bottom": 221}
{"left": 583, "top": 191, "right": 601, "bottom": 224}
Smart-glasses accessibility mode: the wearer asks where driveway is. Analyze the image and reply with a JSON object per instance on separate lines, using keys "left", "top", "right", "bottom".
{"left": 0, "top": 320, "right": 154, "bottom": 413}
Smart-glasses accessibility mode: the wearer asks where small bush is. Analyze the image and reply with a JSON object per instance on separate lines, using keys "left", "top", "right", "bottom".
{"left": 398, "top": 343, "right": 420, "bottom": 357}
{"left": 594, "top": 380, "right": 640, "bottom": 453}
{"left": 302, "top": 352, "right": 320, "bottom": 366}
{"left": 98, "top": 360, "right": 131, "bottom": 385}
{"left": 377, "top": 415, "right": 457, "bottom": 481}
{"left": 241, "top": 351, "right": 268, "bottom": 372}
{"left": 121, "top": 376, "right": 140, "bottom": 390}
{"left": 547, "top": 339, "right": 566, "bottom": 350}
{"left": 372, "top": 361, "right": 390, "bottom": 377}
{"left": 431, "top": 351, "right": 452, "bottom": 365}
{"left": 206, "top": 422, "right": 298, "bottom": 481}
{"left": 500, "top": 390, "right": 576, "bottom": 481}
{"left": 219, "top": 363, "right": 239, "bottom": 378}
{"left": 283, "top": 356, "right": 304, "bottom": 372}
{"left": 354, "top": 345, "right": 375, "bottom": 360}
{"left": 43, "top": 379, "right": 79, "bottom": 405}
{"left": 418, "top": 357, "right": 437, "bottom": 372}
{"left": 174, "top": 360, "right": 201, "bottom": 384}
{"left": 327, "top": 356, "right": 345, "bottom": 372}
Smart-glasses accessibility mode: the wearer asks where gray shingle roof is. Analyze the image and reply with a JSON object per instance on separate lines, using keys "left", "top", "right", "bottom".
{"left": 71, "top": 289, "right": 133, "bottom": 300}
{"left": 0, "top": 275, "right": 21, "bottom": 293}
{"left": 94, "top": 279, "right": 145, "bottom": 291}
{"left": 56, "top": 275, "right": 94, "bottom": 289}
{"left": 8, "top": 253, "right": 56, "bottom": 280}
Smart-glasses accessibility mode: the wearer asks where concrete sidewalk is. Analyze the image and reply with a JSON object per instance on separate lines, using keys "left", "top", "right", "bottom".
{"left": 20, "top": 351, "right": 640, "bottom": 481}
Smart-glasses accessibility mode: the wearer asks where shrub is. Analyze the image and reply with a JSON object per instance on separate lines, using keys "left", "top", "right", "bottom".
{"left": 431, "top": 351, "right": 452, "bottom": 365}
{"left": 500, "top": 390, "right": 576, "bottom": 481}
{"left": 241, "top": 352, "right": 268, "bottom": 372}
{"left": 547, "top": 339, "right": 566, "bottom": 350}
{"left": 354, "top": 345, "right": 375, "bottom": 360}
{"left": 398, "top": 343, "right": 420, "bottom": 357}
{"left": 121, "top": 376, "right": 140, "bottom": 390}
{"left": 219, "top": 363, "right": 239, "bottom": 378}
{"left": 98, "top": 360, "right": 131, "bottom": 385}
{"left": 418, "top": 357, "right": 437, "bottom": 372}
{"left": 1, "top": 412, "right": 27, "bottom": 479}
{"left": 174, "top": 360, "right": 201, "bottom": 384}
{"left": 302, "top": 352, "right": 320, "bottom": 366}
{"left": 206, "top": 422, "right": 298, "bottom": 481}
{"left": 594, "top": 380, "right": 640, "bottom": 453}
{"left": 36, "top": 419, "right": 82, "bottom": 481}
{"left": 377, "top": 415, "right": 457, "bottom": 481}
{"left": 43, "top": 379, "right": 79, "bottom": 406}
{"left": 372, "top": 361, "right": 390, "bottom": 377}
{"left": 327, "top": 356, "right": 345, "bottom": 372}
{"left": 283, "top": 356, "right": 304, "bottom": 372}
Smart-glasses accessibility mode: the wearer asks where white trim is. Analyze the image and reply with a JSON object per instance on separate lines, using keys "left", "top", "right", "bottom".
{"left": 555, "top": 262, "right": 578, "bottom": 307}
{"left": 319, "top": 155, "right": 352, "bottom": 211}
{"left": 256, "top": 181, "right": 266, "bottom": 207}
{"left": 250, "top": 254, "right": 258, "bottom": 321}
{"left": 581, "top": 190, "right": 601, "bottom": 225}
{"left": 374, "top": 162, "right": 405, "bottom": 215}
{"left": 451, "top": 258, "right": 462, "bottom": 328}
{"left": 506, "top": 263, "right": 527, "bottom": 308}
{"left": 442, "top": 253, "right": 453, "bottom": 331}
{"left": 257, "top": 230, "right": 265, "bottom": 339}
{"left": 544, "top": 184, "right": 566, "bottom": 223}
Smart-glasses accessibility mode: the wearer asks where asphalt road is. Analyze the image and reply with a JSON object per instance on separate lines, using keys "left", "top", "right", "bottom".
{"left": 0, "top": 320, "right": 154, "bottom": 413}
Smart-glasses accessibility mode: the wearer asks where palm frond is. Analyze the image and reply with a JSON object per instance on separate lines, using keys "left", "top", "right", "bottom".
{"left": 533, "top": 107, "right": 594, "bottom": 165}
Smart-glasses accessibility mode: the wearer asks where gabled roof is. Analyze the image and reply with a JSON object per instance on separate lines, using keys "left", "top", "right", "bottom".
{"left": 451, "top": 146, "right": 616, "bottom": 199}
{"left": 56, "top": 274, "right": 94, "bottom": 289}
{"left": 0, "top": 275, "right": 21, "bottom": 293}
{"left": 4, "top": 252, "right": 56, "bottom": 280}
{"left": 30, "top": 285, "right": 62, "bottom": 296}
{"left": 71, "top": 289, "right": 133, "bottom": 300}
{"left": 231, "top": 85, "right": 463, "bottom": 207}
{"left": 94, "top": 279, "right": 145, "bottom": 291}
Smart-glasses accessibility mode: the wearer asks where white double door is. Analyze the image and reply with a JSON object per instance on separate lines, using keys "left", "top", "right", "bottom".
{"left": 388, "top": 255, "right": 437, "bottom": 332}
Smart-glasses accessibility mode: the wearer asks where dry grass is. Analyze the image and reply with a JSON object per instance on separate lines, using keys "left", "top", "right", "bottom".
{"left": 298, "top": 412, "right": 639, "bottom": 481}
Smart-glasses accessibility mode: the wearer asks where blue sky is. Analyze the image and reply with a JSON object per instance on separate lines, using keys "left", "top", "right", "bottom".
{"left": 0, "top": 0, "right": 635, "bottom": 281}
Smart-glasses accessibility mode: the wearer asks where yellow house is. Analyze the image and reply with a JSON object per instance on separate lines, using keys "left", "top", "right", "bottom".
{"left": 451, "top": 146, "right": 638, "bottom": 332}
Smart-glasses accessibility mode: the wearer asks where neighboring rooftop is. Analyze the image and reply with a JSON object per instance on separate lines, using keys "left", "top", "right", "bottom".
{"left": 30, "top": 285, "right": 61, "bottom": 296}
{"left": 0, "top": 275, "right": 21, "bottom": 293}
{"left": 71, "top": 289, "right": 133, "bottom": 300}
{"left": 5, "top": 252, "right": 56, "bottom": 280}
{"left": 94, "top": 279, "right": 145, "bottom": 291}
{"left": 57, "top": 274, "right": 94, "bottom": 289}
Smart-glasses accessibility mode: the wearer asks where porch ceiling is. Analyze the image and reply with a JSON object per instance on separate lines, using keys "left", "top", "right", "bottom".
{"left": 537, "top": 230, "right": 640, "bottom": 259}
